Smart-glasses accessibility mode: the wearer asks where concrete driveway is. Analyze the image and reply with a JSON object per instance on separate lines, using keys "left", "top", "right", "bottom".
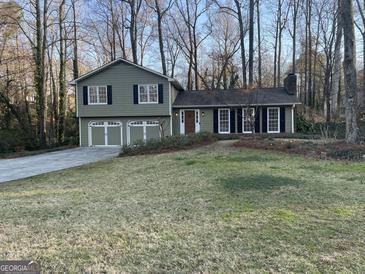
{"left": 0, "top": 147, "right": 120, "bottom": 183}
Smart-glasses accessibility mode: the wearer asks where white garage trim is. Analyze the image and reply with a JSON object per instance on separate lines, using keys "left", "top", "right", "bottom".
{"left": 88, "top": 121, "right": 123, "bottom": 147}
{"left": 127, "top": 120, "right": 160, "bottom": 145}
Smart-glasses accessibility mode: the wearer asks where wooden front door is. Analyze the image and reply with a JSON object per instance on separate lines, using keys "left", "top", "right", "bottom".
{"left": 184, "top": 111, "right": 196, "bottom": 134}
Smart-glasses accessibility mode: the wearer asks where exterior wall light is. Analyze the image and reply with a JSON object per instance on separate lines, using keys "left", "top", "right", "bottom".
{"left": 202, "top": 112, "right": 205, "bottom": 117}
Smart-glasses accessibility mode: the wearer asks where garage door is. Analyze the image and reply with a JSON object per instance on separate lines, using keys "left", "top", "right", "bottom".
{"left": 127, "top": 121, "right": 160, "bottom": 145}
{"left": 88, "top": 121, "right": 122, "bottom": 147}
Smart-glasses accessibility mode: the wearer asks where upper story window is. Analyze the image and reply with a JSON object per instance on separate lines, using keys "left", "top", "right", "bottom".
{"left": 139, "top": 84, "right": 158, "bottom": 104}
{"left": 88, "top": 86, "right": 107, "bottom": 105}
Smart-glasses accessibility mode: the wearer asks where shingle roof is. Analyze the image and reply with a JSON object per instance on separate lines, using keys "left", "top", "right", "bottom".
{"left": 172, "top": 87, "right": 301, "bottom": 107}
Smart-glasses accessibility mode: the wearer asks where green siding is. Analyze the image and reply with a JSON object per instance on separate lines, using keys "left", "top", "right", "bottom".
{"left": 172, "top": 110, "right": 180, "bottom": 135}
{"left": 77, "top": 61, "right": 170, "bottom": 117}
{"left": 285, "top": 107, "right": 293, "bottom": 133}
{"left": 80, "top": 117, "right": 170, "bottom": 146}
{"left": 200, "top": 109, "right": 214, "bottom": 132}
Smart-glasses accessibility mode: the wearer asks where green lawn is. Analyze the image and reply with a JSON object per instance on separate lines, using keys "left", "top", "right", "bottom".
{"left": 1, "top": 143, "right": 364, "bottom": 273}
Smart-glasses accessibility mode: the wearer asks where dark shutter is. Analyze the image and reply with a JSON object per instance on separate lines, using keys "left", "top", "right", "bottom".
{"left": 230, "top": 109, "right": 236, "bottom": 133}
{"left": 262, "top": 107, "right": 267, "bottom": 133}
{"left": 213, "top": 109, "right": 218, "bottom": 133}
{"left": 237, "top": 108, "right": 242, "bottom": 133}
{"left": 133, "top": 85, "right": 138, "bottom": 104}
{"left": 107, "top": 85, "right": 112, "bottom": 105}
{"left": 255, "top": 108, "right": 260, "bottom": 133}
{"left": 280, "top": 107, "right": 286, "bottom": 133}
{"left": 83, "top": 86, "right": 88, "bottom": 105}
{"left": 158, "top": 84, "right": 163, "bottom": 104}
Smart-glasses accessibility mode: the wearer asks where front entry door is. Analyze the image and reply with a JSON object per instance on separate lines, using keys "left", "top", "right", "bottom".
{"left": 184, "top": 111, "right": 196, "bottom": 134}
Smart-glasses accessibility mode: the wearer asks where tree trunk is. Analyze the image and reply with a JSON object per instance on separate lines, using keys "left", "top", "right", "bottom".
{"left": 257, "top": 0, "right": 262, "bottom": 87}
{"left": 248, "top": 0, "right": 254, "bottom": 87}
{"left": 72, "top": 0, "right": 79, "bottom": 80}
{"left": 307, "top": 0, "right": 312, "bottom": 107}
{"left": 331, "top": 0, "right": 343, "bottom": 120}
{"left": 234, "top": 0, "right": 247, "bottom": 89}
{"left": 342, "top": 0, "right": 359, "bottom": 143}
{"left": 34, "top": 0, "right": 47, "bottom": 147}
{"left": 273, "top": 4, "right": 279, "bottom": 87}
{"left": 58, "top": 0, "right": 66, "bottom": 145}
{"left": 129, "top": 0, "right": 138, "bottom": 64}
{"left": 155, "top": 0, "right": 167, "bottom": 75}
{"left": 292, "top": 0, "right": 298, "bottom": 74}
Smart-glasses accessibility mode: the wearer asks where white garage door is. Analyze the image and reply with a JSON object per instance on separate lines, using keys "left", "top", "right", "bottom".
{"left": 88, "top": 121, "right": 123, "bottom": 147}
{"left": 127, "top": 121, "right": 160, "bottom": 145}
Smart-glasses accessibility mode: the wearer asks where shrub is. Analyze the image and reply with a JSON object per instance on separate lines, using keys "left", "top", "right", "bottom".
{"left": 0, "top": 129, "right": 23, "bottom": 154}
{"left": 296, "top": 114, "right": 315, "bottom": 133}
{"left": 120, "top": 132, "right": 218, "bottom": 156}
{"left": 0, "top": 139, "right": 11, "bottom": 153}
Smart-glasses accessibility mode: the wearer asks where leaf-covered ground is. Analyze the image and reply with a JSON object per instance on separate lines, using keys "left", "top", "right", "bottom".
{"left": 1, "top": 142, "right": 364, "bottom": 273}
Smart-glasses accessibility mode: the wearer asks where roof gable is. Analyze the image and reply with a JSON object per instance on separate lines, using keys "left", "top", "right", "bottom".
{"left": 70, "top": 58, "right": 183, "bottom": 90}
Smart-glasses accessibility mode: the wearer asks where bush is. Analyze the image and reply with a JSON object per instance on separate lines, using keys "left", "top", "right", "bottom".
{"left": 120, "top": 132, "right": 218, "bottom": 156}
{"left": 296, "top": 114, "right": 315, "bottom": 133}
{"left": 0, "top": 129, "right": 23, "bottom": 154}
{"left": 0, "top": 139, "right": 11, "bottom": 153}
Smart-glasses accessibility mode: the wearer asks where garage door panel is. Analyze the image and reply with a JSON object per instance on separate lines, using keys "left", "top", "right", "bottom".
{"left": 146, "top": 126, "right": 160, "bottom": 141}
{"left": 107, "top": 127, "right": 122, "bottom": 146}
{"left": 92, "top": 127, "right": 105, "bottom": 146}
{"left": 130, "top": 127, "right": 144, "bottom": 145}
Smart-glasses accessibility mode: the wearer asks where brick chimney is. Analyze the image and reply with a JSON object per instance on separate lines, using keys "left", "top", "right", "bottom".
{"left": 284, "top": 74, "right": 297, "bottom": 95}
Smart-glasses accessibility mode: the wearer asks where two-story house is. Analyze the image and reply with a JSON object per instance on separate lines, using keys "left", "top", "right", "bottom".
{"left": 71, "top": 58, "right": 300, "bottom": 147}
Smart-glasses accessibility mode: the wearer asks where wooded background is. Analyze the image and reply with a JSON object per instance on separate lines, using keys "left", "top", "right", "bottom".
{"left": 0, "top": 0, "right": 364, "bottom": 149}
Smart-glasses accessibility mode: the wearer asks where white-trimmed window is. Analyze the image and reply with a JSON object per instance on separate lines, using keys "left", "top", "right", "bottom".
{"left": 88, "top": 86, "right": 107, "bottom": 104}
{"left": 243, "top": 108, "right": 255, "bottom": 133}
{"left": 268, "top": 107, "right": 280, "bottom": 133}
{"left": 138, "top": 84, "right": 158, "bottom": 104}
{"left": 218, "top": 109, "right": 230, "bottom": 134}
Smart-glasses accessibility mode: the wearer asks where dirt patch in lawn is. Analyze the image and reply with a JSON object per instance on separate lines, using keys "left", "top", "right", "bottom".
{"left": 233, "top": 137, "right": 365, "bottom": 161}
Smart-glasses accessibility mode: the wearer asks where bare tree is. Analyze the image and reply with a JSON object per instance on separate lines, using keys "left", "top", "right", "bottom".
{"left": 342, "top": 0, "right": 359, "bottom": 143}
{"left": 248, "top": 0, "right": 254, "bottom": 86}
{"left": 124, "top": 0, "right": 143, "bottom": 64}
{"left": 273, "top": 0, "right": 289, "bottom": 87}
{"left": 58, "top": 0, "right": 66, "bottom": 144}
{"left": 355, "top": 0, "right": 365, "bottom": 109}
{"left": 172, "top": 0, "right": 211, "bottom": 90}
{"left": 256, "top": 0, "right": 262, "bottom": 87}
{"left": 148, "top": 0, "right": 173, "bottom": 75}
{"left": 215, "top": 0, "right": 248, "bottom": 88}
{"left": 288, "top": 0, "right": 301, "bottom": 74}
{"left": 331, "top": 0, "right": 343, "bottom": 119}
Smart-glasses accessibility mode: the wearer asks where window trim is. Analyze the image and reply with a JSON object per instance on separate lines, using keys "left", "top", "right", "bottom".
{"left": 218, "top": 108, "right": 230, "bottom": 134}
{"left": 88, "top": 86, "right": 108, "bottom": 105}
{"left": 138, "top": 84, "right": 159, "bottom": 104}
{"left": 242, "top": 107, "right": 255, "bottom": 133}
{"left": 267, "top": 107, "right": 280, "bottom": 133}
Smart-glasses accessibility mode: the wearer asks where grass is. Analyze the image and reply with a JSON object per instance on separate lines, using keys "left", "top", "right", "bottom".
{"left": 0, "top": 143, "right": 365, "bottom": 273}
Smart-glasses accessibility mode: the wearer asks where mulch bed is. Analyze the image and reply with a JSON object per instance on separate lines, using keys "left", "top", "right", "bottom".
{"left": 233, "top": 138, "right": 365, "bottom": 161}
